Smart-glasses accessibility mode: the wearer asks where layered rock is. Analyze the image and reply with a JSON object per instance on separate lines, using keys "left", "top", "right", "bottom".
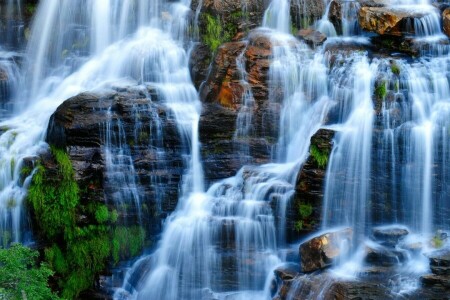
{"left": 46, "top": 87, "right": 184, "bottom": 232}
{"left": 290, "top": 0, "right": 326, "bottom": 29}
{"left": 422, "top": 250, "right": 450, "bottom": 293}
{"left": 444, "top": 8, "right": 450, "bottom": 38}
{"left": 199, "top": 30, "right": 279, "bottom": 182}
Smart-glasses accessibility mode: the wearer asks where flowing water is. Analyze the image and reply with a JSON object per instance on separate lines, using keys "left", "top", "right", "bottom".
{"left": 0, "top": 0, "right": 449, "bottom": 299}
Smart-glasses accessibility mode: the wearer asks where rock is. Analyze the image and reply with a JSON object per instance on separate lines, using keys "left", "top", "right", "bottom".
{"left": 274, "top": 263, "right": 300, "bottom": 281}
{"left": 291, "top": 0, "right": 326, "bottom": 29}
{"left": 189, "top": 43, "right": 212, "bottom": 90}
{"left": 426, "top": 249, "right": 450, "bottom": 267}
{"left": 421, "top": 274, "right": 450, "bottom": 289}
{"left": 358, "top": 6, "right": 433, "bottom": 36}
{"left": 372, "top": 226, "right": 409, "bottom": 247}
{"left": 443, "top": 8, "right": 450, "bottom": 38}
{"left": 291, "top": 129, "right": 334, "bottom": 240}
{"left": 299, "top": 228, "right": 353, "bottom": 273}
{"left": 364, "top": 244, "right": 407, "bottom": 267}
{"left": 46, "top": 87, "right": 184, "bottom": 232}
{"left": 296, "top": 29, "right": 327, "bottom": 47}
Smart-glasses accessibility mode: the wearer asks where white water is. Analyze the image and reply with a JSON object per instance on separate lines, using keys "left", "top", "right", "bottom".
{"left": 0, "top": 0, "right": 449, "bottom": 298}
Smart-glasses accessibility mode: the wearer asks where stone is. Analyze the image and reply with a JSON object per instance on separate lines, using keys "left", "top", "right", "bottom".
{"left": 291, "top": 0, "right": 326, "bottom": 29}
{"left": 358, "top": 6, "right": 433, "bottom": 36}
{"left": 274, "top": 263, "right": 300, "bottom": 281}
{"left": 296, "top": 29, "right": 327, "bottom": 47}
{"left": 421, "top": 274, "right": 450, "bottom": 289}
{"left": 364, "top": 244, "right": 407, "bottom": 267}
{"left": 443, "top": 8, "right": 450, "bottom": 38}
{"left": 299, "top": 228, "right": 353, "bottom": 273}
{"left": 372, "top": 226, "right": 409, "bottom": 247}
{"left": 426, "top": 249, "right": 450, "bottom": 267}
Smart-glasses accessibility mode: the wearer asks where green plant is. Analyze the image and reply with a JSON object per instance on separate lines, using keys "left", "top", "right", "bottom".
{"left": 299, "top": 204, "right": 313, "bottom": 219}
{"left": 432, "top": 236, "right": 444, "bottom": 249}
{"left": 310, "top": 144, "right": 329, "bottom": 169}
{"left": 391, "top": 63, "right": 400, "bottom": 76}
{"left": 0, "top": 244, "right": 60, "bottom": 300}
{"left": 294, "top": 221, "right": 303, "bottom": 232}
{"left": 375, "top": 81, "right": 387, "bottom": 99}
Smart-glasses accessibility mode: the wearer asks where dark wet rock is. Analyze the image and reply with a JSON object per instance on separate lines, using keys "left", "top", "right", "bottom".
{"left": 364, "top": 244, "right": 408, "bottom": 267}
{"left": 372, "top": 226, "right": 409, "bottom": 247}
{"left": 291, "top": 0, "right": 326, "bottom": 29}
{"left": 274, "top": 263, "right": 300, "bottom": 281}
{"left": 299, "top": 228, "right": 353, "bottom": 273}
{"left": 421, "top": 274, "right": 450, "bottom": 289}
{"left": 189, "top": 43, "right": 212, "bottom": 90}
{"left": 296, "top": 29, "right": 327, "bottom": 47}
{"left": 46, "top": 87, "right": 184, "bottom": 231}
{"left": 427, "top": 249, "right": 450, "bottom": 267}
{"left": 291, "top": 129, "right": 334, "bottom": 240}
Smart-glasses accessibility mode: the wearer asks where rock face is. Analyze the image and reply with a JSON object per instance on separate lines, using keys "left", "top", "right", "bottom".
{"left": 46, "top": 87, "right": 184, "bottom": 232}
{"left": 291, "top": 0, "right": 326, "bottom": 29}
{"left": 296, "top": 29, "right": 327, "bottom": 47}
{"left": 288, "top": 129, "right": 334, "bottom": 240}
{"left": 358, "top": 6, "right": 431, "bottom": 36}
{"left": 299, "top": 228, "right": 353, "bottom": 273}
{"left": 199, "top": 30, "right": 279, "bottom": 182}
{"left": 422, "top": 250, "right": 450, "bottom": 293}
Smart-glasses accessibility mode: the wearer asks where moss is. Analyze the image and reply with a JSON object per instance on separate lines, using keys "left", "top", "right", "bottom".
{"left": 201, "top": 11, "right": 245, "bottom": 53}
{"left": 310, "top": 144, "right": 329, "bottom": 169}
{"left": 28, "top": 146, "right": 147, "bottom": 299}
{"left": 299, "top": 204, "right": 313, "bottom": 219}
{"left": 432, "top": 236, "right": 444, "bottom": 249}
{"left": 112, "top": 226, "right": 146, "bottom": 264}
{"left": 391, "top": 63, "right": 400, "bottom": 76}
{"left": 375, "top": 81, "right": 387, "bottom": 99}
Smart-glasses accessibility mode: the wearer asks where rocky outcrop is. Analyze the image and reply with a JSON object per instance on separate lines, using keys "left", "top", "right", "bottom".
{"left": 291, "top": 0, "right": 326, "bottom": 29}
{"left": 422, "top": 250, "right": 450, "bottom": 293}
{"left": 299, "top": 228, "right": 353, "bottom": 273}
{"left": 199, "top": 30, "right": 279, "bottom": 182}
{"left": 358, "top": 6, "right": 432, "bottom": 36}
{"left": 290, "top": 129, "right": 334, "bottom": 239}
{"left": 296, "top": 29, "right": 327, "bottom": 47}
{"left": 46, "top": 87, "right": 184, "bottom": 231}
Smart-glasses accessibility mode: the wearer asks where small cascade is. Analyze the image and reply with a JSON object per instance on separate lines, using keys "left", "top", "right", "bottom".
{"left": 316, "top": 1, "right": 337, "bottom": 38}
{"left": 322, "top": 54, "right": 377, "bottom": 238}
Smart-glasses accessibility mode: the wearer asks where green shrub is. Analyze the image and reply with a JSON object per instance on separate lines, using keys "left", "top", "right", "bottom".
{"left": 0, "top": 244, "right": 60, "bottom": 300}
{"left": 310, "top": 144, "right": 329, "bottom": 169}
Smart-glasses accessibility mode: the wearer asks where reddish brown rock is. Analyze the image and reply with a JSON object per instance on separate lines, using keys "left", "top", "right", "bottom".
{"left": 443, "top": 8, "right": 450, "bottom": 38}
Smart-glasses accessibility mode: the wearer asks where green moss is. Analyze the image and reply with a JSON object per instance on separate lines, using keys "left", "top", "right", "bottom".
{"left": 432, "top": 236, "right": 444, "bottom": 249}
{"left": 112, "top": 226, "right": 146, "bottom": 264}
{"left": 201, "top": 11, "right": 245, "bottom": 53}
{"left": 375, "top": 81, "right": 387, "bottom": 99}
{"left": 27, "top": 147, "right": 147, "bottom": 299}
{"left": 25, "top": 3, "right": 37, "bottom": 16}
{"left": 95, "top": 205, "right": 110, "bottom": 224}
{"left": 299, "top": 204, "right": 313, "bottom": 219}
{"left": 310, "top": 144, "right": 329, "bottom": 169}
{"left": 294, "top": 220, "right": 303, "bottom": 232}
{"left": 391, "top": 63, "right": 400, "bottom": 76}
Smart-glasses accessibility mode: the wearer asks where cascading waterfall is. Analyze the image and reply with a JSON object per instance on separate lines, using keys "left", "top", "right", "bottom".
{"left": 0, "top": 0, "right": 200, "bottom": 247}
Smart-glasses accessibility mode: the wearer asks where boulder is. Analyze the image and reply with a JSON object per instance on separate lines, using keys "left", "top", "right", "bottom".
{"left": 296, "top": 29, "right": 327, "bottom": 47}
{"left": 274, "top": 263, "right": 300, "bottom": 281}
{"left": 364, "top": 244, "right": 407, "bottom": 267}
{"left": 299, "top": 228, "right": 353, "bottom": 273}
{"left": 291, "top": 0, "right": 326, "bottom": 29}
{"left": 358, "top": 6, "right": 432, "bottom": 36}
{"left": 46, "top": 87, "right": 184, "bottom": 232}
{"left": 372, "top": 226, "right": 409, "bottom": 247}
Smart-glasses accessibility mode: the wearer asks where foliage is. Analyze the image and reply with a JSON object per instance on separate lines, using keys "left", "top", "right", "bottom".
{"left": 202, "top": 11, "right": 245, "bottom": 53}
{"left": 375, "top": 81, "right": 387, "bottom": 99}
{"left": 0, "top": 244, "right": 60, "bottom": 300}
{"left": 391, "top": 63, "right": 400, "bottom": 76}
{"left": 432, "top": 236, "right": 444, "bottom": 249}
{"left": 27, "top": 146, "right": 147, "bottom": 299}
{"left": 299, "top": 204, "right": 313, "bottom": 219}
{"left": 112, "top": 226, "right": 146, "bottom": 264}
{"left": 310, "top": 144, "right": 328, "bottom": 169}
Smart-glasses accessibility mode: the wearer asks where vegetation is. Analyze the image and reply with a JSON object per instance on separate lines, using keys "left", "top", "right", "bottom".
{"left": 391, "top": 63, "right": 400, "bottom": 76}
{"left": 375, "top": 81, "right": 387, "bottom": 99}
{"left": 201, "top": 11, "right": 245, "bottom": 53}
{"left": 0, "top": 244, "right": 60, "bottom": 300}
{"left": 294, "top": 203, "right": 313, "bottom": 232}
{"left": 27, "top": 146, "right": 146, "bottom": 299}
{"left": 310, "top": 144, "right": 329, "bottom": 169}
{"left": 432, "top": 236, "right": 444, "bottom": 249}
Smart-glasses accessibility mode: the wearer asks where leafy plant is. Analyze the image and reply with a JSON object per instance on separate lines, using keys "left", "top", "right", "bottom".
{"left": 310, "top": 144, "right": 329, "bottom": 169}
{"left": 0, "top": 244, "right": 60, "bottom": 300}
